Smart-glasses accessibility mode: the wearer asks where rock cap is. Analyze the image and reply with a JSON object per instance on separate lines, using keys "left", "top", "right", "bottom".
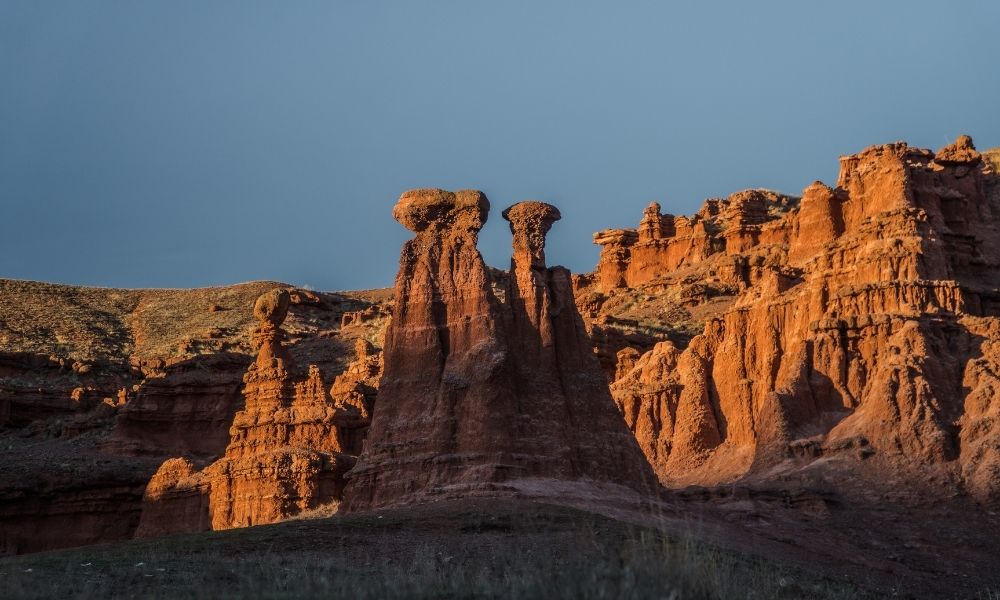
{"left": 393, "top": 188, "right": 489, "bottom": 233}
{"left": 254, "top": 289, "right": 290, "bottom": 326}
{"left": 501, "top": 201, "right": 561, "bottom": 229}
{"left": 504, "top": 201, "right": 562, "bottom": 269}
{"left": 593, "top": 228, "right": 639, "bottom": 246}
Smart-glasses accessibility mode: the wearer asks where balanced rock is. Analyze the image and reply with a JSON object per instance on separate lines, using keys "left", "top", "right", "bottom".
{"left": 251, "top": 289, "right": 291, "bottom": 370}
{"left": 136, "top": 290, "right": 371, "bottom": 535}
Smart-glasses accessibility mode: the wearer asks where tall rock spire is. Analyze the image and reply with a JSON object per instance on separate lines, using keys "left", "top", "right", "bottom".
{"left": 343, "top": 191, "right": 655, "bottom": 511}
{"left": 137, "top": 289, "right": 374, "bottom": 535}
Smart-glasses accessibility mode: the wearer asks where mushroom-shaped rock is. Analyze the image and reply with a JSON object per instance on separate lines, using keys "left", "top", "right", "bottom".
{"left": 592, "top": 228, "right": 639, "bottom": 291}
{"left": 935, "top": 134, "right": 981, "bottom": 165}
{"left": 251, "top": 290, "right": 291, "bottom": 369}
{"left": 253, "top": 289, "right": 290, "bottom": 327}
{"left": 344, "top": 192, "right": 656, "bottom": 512}
{"left": 502, "top": 201, "right": 561, "bottom": 270}
{"left": 392, "top": 188, "right": 489, "bottom": 233}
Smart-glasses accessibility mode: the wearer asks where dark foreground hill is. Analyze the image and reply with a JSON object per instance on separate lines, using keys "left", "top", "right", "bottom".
{"left": 0, "top": 499, "right": 891, "bottom": 600}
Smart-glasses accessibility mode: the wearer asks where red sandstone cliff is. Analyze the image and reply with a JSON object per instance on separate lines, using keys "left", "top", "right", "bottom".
{"left": 590, "top": 136, "right": 1000, "bottom": 503}
{"left": 342, "top": 191, "right": 655, "bottom": 511}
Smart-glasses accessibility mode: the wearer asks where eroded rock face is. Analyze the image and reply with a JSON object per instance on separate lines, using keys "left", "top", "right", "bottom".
{"left": 0, "top": 279, "right": 391, "bottom": 554}
{"left": 597, "top": 136, "right": 1000, "bottom": 502}
{"left": 343, "top": 191, "right": 655, "bottom": 511}
{"left": 593, "top": 190, "right": 797, "bottom": 293}
{"left": 109, "top": 353, "right": 250, "bottom": 457}
{"left": 0, "top": 352, "right": 129, "bottom": 428}
{"left": 136, "top": 290, "right": 377, "bottom": 535}
{"left": 935, "top": 134, "right": 982, "bottom": 166}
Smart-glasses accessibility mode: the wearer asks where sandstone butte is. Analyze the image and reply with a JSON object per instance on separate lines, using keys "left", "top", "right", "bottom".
{"left": 341, "top": 191, "right": 656, "bottom": 510}
{"left": 0, "top": 135, "right": 999, "bottom": 555}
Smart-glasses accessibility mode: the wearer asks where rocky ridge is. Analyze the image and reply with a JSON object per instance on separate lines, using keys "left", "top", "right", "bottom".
{"left": 2, "top": 136, "right": 999, "bottom": 560}
{"left": 587, "top": 136, "right": 1000, "bottom": 503}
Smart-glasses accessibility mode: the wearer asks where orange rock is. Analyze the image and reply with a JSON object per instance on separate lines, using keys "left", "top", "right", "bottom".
{"left": 136, "top": 290, "right": 373, "bottom": 535}
{"left": 593, "top": 228, "right": 638, "bottom": 290}
{"left": 251, "top": 289, "right": 291, "bottom": 370}
{"left": 935, "top": 134, "right": 982, "bottom": 165}
{"left": 342, "top": 192, "right": 655, "bottom": 511}
{"left": 592, "top": 190, "right": 798, "bottom": 292}
{"left": 601, "top": 136, "right": 1000, "bottom": 502}
{"left": 788, "top": 182, "right": 845, "bottom": 265}
{"left": 329, "top": 338, "right": 382, "bottom": 450}
{"left": 134, "top": 458, "right": 209, "bottom": 537}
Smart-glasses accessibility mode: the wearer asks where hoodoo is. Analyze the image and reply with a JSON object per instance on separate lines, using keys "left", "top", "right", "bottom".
{"left": 136, "top": 289, "right": 374, "bottom": 535}
{"left": 501, "top": 202, "right": 652, "bottom": 488}
{"left": 342, "top": 190, "right": 654, "bottom": 511}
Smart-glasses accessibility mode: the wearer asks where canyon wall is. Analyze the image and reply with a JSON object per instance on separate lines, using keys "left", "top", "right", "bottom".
{"left": 589, "top": 136, "right": 1000, "bottom": 502}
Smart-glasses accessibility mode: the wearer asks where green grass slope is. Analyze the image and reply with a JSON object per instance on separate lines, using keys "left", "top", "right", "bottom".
{"left": 0, "top": 499, "right": 876, "bottom": 600}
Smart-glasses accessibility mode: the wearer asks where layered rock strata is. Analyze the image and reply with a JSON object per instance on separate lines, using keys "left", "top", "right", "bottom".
{"left": 597, "top": 136, "right": 1000, "bottom": 502}
{"left": 593, "top": 190, "right": 798, "bottom": 292}
{"left": 343, "top": 190, "right": 655, "bottom": 511}
{"left": 0, "top": 281, "right": 388, "bottom": 554}
{"left": 136, "top": 290, "right": 379, "bottom": 536}
{"left": 0, "top": 352, "right": 130, "bottom": 427}
{"left": 109, "top": 353, "right": 250, "bottom": 457}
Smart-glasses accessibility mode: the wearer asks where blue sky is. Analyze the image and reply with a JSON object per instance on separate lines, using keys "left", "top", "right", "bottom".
{"left": 2, "top": 1, "right": 998, "bottom": 290}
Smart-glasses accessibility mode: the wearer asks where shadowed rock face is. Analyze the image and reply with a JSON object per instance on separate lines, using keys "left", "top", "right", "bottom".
{"left": 136, "top": 290, "right": 378, "bottom": 536}
{"left": 343, "top": 191, "right": 655, "bottom": 511}
{"left": 502, "top": 201, "right": 653, "bottom": 488}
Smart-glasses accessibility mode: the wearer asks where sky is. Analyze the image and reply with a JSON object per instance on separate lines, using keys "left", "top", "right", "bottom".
{"left": 1, "top": 1, "right": 998, "bottom": 291}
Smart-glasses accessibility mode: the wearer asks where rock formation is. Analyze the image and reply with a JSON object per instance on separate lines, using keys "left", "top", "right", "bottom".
{"left": 343, "top": 190, "right": 655, "bottom": 511}
{"left": 7, "top": 135, "right": 1000, "bottom": 557}
{"left": 592, "top": 189, "right": 797, "bottom": 294}
{"left": 136, "top": 290, "right": 379, "bottom": 536}
{"left": 592, "top": 136, "right": 1000, "bottom": 503}
{"left": 109, "top": 353, "right": 251, "bottom": 457}
{"left": 329, "top": 338, "right": 381, "bottom": 451}
{"left": 0, "top": 279, "right": 390, "bottom": 554}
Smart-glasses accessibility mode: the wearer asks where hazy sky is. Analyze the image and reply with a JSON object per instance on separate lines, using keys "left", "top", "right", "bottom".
{"left": 2, "top": 1, "right": 998, "bottom": 290}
